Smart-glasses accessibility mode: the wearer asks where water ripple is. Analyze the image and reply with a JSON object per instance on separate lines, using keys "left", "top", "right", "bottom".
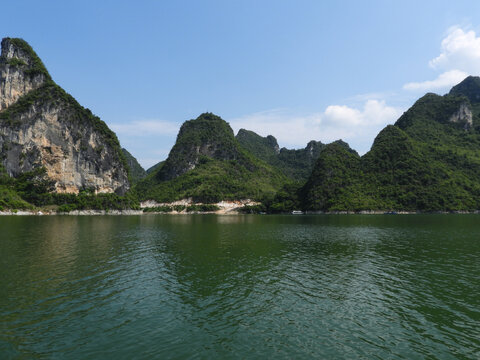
{"left": 1, "top": 215, "right": 479, "bottom": 359}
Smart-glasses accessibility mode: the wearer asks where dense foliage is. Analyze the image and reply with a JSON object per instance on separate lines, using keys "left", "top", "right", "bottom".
{"left": 0, "top": 165, "right": 139, "bottom": 211}
{"left": 135, "top": 113, "right": 288, "bottom": 203}
{"left": 136, "top": 155, "right": 286, "bottom": 203}
{"left": 301, "top": 77, "right": 480, "bottom": 212}
{"left": 0, "top": 165, "right": 33, "bottom": 210}
{"left": 2, "top": 42, "right": 480, "bottom": 215}
{"left": 122, "top": 148, "right": 146, "bottom": 183}
{"left": 146, "top": 161, "right": 164, "bottom": 175}
{"left": 449, "top": 76, "right": 480, "bottom": 104}
{"left": 236, "top": 129, "right": 325, "bottom": 180}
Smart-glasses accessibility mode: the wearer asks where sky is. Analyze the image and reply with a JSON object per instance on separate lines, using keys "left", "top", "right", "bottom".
{"left": 2, "top": 0, "right": 480, "bottom": 168}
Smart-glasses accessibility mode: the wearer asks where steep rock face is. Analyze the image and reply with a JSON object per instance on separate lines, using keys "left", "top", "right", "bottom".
{"left": 0, "top": 38, "right": 129, "bottom": 194}
{"left": 0, "top": 38, "right": 49, "bottom": 110}
{"left": 449, "top": 102, "right": 472, "bottom": 129}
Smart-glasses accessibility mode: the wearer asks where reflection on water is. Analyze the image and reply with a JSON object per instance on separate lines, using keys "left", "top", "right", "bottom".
{"left": 1, "top": 215, "right": 479, "bottom": 359}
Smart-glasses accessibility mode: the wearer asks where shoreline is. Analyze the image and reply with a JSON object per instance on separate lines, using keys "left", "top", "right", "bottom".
{"left": 1, "top": 209, "right": 480, "bottom": 216}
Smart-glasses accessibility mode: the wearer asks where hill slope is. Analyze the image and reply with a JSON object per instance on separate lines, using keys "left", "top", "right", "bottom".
{"left": 236, "top": 129, "right": 325, "bottom": 180}
{"left": 122, "top": 148, "right": 146, "bottom": 183}
{"left": 301, "top": 76, "right": 480, "bottom": 212}
{"left": 136, "top": 113, "right": 287, "bottom": 203}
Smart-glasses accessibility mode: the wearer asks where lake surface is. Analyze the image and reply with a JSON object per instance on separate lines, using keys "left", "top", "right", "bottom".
{"left": 1, "top": 215, "right": 479, "bottom": 359}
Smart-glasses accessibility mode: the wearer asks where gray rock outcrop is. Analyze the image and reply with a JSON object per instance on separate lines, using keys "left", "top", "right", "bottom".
{"left": 449, "top": 102, "right": 473, "bottom": 130}
{"left": 0, "top": 38, "right": 129, "bottom": 194}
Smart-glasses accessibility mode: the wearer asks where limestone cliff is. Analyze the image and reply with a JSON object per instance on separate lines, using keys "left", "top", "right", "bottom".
{"left": 0, "top": 38, "right": 50, "bottom": 111}
{"left": 0, "top": 38, "right": 129, "bottom": 194}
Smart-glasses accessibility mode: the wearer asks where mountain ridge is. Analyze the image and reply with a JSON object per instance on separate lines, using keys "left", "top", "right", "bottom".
{"left": 135, "top": 113, "right": 287, "bottom": 203}
{"left": 235, "top": 129, "right": 325, "bottom": 180}
{"left": 300, "top": 75, "right": 480, "bottom": 212}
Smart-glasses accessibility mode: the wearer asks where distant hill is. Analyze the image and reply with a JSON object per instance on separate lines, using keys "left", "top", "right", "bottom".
{"left": 135, "top": 113, "right": 287, "bottom": 203}
{"left": 236, "top": 129, "right": 325, "bottom": 181}
{"left": 301, "top": 76, "right": 480, "bottom": 212}
{"left": 146, "top": 161, "right": 164, "bottom": 175}
{"left": 122, "top": 148, "right": 146, "bottom": 183}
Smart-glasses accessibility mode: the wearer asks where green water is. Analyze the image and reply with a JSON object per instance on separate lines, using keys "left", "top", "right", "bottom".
{"left": 0, "top": 215, "right": 479, "bottom": 359}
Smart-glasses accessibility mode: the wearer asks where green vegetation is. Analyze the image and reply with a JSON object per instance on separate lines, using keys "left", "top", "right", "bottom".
{"left": 2, "top": 38, "right": 51, "bottom": 80}
{"left": 122, "top": 148, "right": 146, "bottom": 183}
{"left": 157, "top": 113, "right": 255, "bottom": 181}
{"left": 143, "top": 206, "right": 173, "bottom": 213}
{"left": 236, "top": 129, "right": 280, "bottom": 162}
{"left": 146, "top": 161, "right": 164, "bottom": 175}
{"left": 449, "top": 75, "right": 480, "bottom": 104}
{"left": 0, "top": 165, "right": 37, "bottom": 210}
{"left": 0, "top": 165, "right": 139, "bottom": 212}
{"left": 301, "top": 76, "right": 480, "bottom": 212}
{"left": 6, "top": 58, "right": 27, "bottom": 67}
{"left": 236, "top": 129, "right": 325, "bottom": 180}
{"left": 0, "top": 38, "right": 137, "bottom": 212}
{"left": 186, "top": 204, "right": 220, "bottom": 212}
{"left": 2, "top": 40, "right": 480, "bottom": 214}
{"left": 136, "top": 156, "right": 286, "bottom": 203}
{"left": 142, "top": 204, "right": 220, "bottom": 213}
{"left": 51, "top": 192, "right": 140, "bottom": 212}
{"left": 135, "top": 113, "right": 288, "bottom": 203}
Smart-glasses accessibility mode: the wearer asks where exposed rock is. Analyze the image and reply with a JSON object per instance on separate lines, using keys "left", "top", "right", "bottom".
{"left": 449, "top": 102, "right": 473, "bottom": 130}
{"left": 140, "top": 198, "right": 259, "bottom": 214}
{"left": 0, "top": 38, "right": 49, "bottom": 110}
{"left": 0, "top": 38, "right": 129, "bottom": 194}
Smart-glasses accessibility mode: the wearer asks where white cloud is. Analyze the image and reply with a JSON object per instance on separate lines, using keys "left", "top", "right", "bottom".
{"left": 110, "top": 119, "right": 178, "bottom": 136}
{"left": 429, "top": 27, "right": 480, "bottom": 73}
{"left": 404, "top": 26, "right": 480, "bottom": 93}
{"left": 230, "top": 100, "right": 403, "bottom": 155}
{"left": 403, "top": 69, "right": 468, "bottom": 92}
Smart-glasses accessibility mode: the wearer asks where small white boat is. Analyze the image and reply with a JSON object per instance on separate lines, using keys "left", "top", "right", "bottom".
{"left": 291, "top": 210, "right": 304, "bottom": 215}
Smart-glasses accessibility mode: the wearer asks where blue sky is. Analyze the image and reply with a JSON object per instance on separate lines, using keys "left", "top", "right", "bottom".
{"left": 2, "top": 1, "right": 480, "bottom": 168}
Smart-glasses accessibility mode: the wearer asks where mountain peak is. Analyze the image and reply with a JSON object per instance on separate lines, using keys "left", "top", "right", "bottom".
{"left": 196, "top": 112, "right": 224, "bottom": 122}
{"left": 158, "top": 113, "right": 243, "bottom": 180}
{"left": 1, "top": 37, "right": 50, "bottom": 79}
{"left": 0, "top": 37, "right": 50, "bottom": 110}
{"left": 449, "top": 75, "right": 480, "bottom": 104}
{"left": 0, "top": 38, "right": 129, "bottom": 194}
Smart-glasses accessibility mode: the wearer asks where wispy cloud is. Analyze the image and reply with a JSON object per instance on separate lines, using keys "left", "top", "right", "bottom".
{"left": 110, "top": 119, "right": 178, "bottom": 136}
{"left": 403, "top": 69, "right": 468, "bottom": 92}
